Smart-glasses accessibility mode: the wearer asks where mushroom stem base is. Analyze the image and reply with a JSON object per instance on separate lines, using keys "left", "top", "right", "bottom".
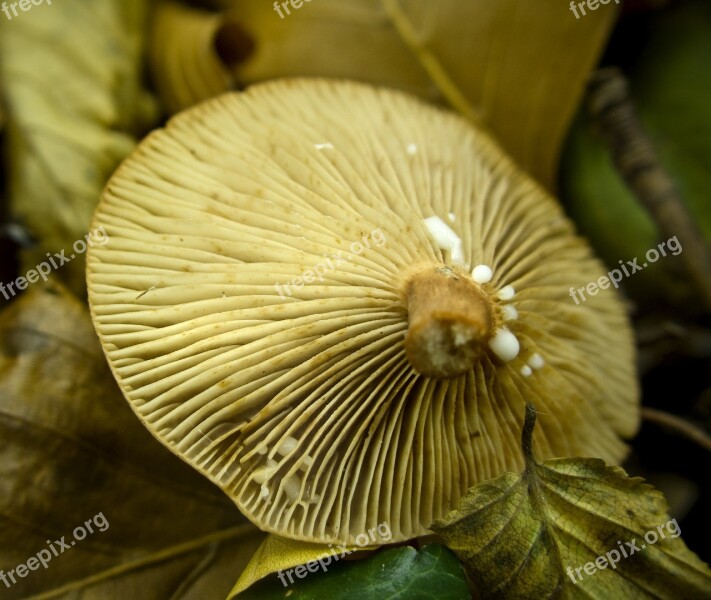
{"left": 404, "top": 268, "right": 493, "bottom": 378}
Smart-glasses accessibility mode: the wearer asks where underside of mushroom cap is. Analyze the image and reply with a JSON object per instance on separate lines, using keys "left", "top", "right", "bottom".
{"left": 87, "top": 78, "right": 639, "bottom": 545}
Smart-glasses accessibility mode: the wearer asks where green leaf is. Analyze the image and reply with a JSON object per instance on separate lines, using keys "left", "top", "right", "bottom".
{"left": 235, "top": 545, "right": 470, "bottom": 600}
{"left": 431, "top": 405, "right": 711, "bottom": 599}
{"left": 0, "top": 283, "right": 265, "bottom": 599}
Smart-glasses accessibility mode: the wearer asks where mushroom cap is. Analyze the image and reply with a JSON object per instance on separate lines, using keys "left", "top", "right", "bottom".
{"left": 87, "top": 79, "right": 639, "bottom": 544}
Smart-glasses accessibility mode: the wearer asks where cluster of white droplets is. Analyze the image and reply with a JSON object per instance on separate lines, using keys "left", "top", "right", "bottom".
{"left": 424, "top": 215, "right": 545, "bottom": 377}
{"left": 470, "top": 262, "right": 544, "bottom": 376}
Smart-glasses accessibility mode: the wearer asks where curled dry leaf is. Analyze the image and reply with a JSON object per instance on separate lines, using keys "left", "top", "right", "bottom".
{"left": 152, "top": 0, "right": 619, "bottom": 187}
{"left": 151, "top": 0, "right": 430, "bottom": 114}
{"left": 0, "top": 0, "right": 156, "bottom": 296}
{"left": 150, "top": 0, "right": 254, "bottom": 115}
{"left": 230, "top": 534, "right": 369, "bottom": 597}
{"left": 432, "top": 405, "right": 711, "bottom": 600}
{"left": 87, "top": 80, "right": 638, "bottom": 546}
{"left": 0, "top": 283, "right": 264, "bottom": 599}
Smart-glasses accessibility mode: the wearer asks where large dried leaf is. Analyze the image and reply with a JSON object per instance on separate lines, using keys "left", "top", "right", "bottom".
{"left": 431, "top": 405, "right": 711, "bottom": 599}
{"left": 158, "top": 0, "right": 618, "bottom": 187}
{"left": 0, "top": 0, "right": 156, "bottom": 296}
{"left": 0, "top": 284, "right": 265, "bottom": 599}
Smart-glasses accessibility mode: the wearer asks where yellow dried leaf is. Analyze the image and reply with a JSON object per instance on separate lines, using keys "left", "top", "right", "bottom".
{"left": 230, "top": 534, "right": 374, "bottom": 598}
{"left": 174, "top": 0, "right": 619, "bottom": 187}
{"left": 0, "top": 0, "right": 156, "bottom": 296}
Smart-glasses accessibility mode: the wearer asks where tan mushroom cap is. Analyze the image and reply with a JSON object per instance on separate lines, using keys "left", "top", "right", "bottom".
{"left": 87, "top": 79, "right": 639, "bottom": 544}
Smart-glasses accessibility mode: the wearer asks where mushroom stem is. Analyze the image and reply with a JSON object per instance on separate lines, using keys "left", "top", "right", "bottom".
{"left": 404, "top": 268, "right": 494, "bottom": 378}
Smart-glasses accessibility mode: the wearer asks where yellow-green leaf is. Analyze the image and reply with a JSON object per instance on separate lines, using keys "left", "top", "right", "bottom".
{"left": 0, "top": 0, "right": 156, "bottom": 297}
{"left": 431, "top": 406, "right": 711, "bottom": 599}
{"left": 231, "top": 534, "right": 377, "bottom": 597}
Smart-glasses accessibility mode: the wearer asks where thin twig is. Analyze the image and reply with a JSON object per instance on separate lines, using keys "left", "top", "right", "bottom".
{"left": 641, "top": 407, "right": 711, "bottom": 453}
{"left": 586, "top": 67, "right": 711, "bottom": 311}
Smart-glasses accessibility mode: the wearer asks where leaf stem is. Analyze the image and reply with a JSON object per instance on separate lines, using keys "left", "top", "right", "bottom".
{"left": 522, "top": 403, "right": 538, "bottom": 468}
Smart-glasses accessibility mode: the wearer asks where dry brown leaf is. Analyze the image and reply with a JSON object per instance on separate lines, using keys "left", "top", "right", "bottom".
{"left": 0, "top": 283, "right": 265, "bottom": 599}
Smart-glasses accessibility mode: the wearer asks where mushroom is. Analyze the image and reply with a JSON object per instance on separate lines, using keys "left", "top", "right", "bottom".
{"left": 87, "top": 79, "right": 639, "bottom": 545}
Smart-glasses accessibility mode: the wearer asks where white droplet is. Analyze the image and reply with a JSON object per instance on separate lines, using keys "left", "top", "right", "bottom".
{"left": 257, "top": 445, "right": 268, "bottom": 455}
{"left": 520, "top": 365, "right": 533, "bottom": 377}
{"left": 498, "top": 285, "right": 516, "bottom": 300}
{"left": 488, "top": 328, "right": 520, "bottom": 362}
{"left": 277, "top": 436, "right": 299, "bottom": 457}
{"left": 423, "top": 216, "right": 466, "bottom": 266}
{"left": 407, "top": 143, "right": 418, "bottom": 155}
{"left": 315, "top": 142, "right": 334, "bottom": 150}
{"left": 501, "top": 305, "right": 518, "bottom": 321}
{"left": 283, "top": 474, "right": 302, "bottom": 502}
{"left": 252, "top": 469, "right": 270, "bottom": 485}
{"left": 529, "top": 353, "right": 545, "bottom": 370}
{"left": 260, "top": 485, "right": 270, "bottom": 499}
{"left": 251, "top": 459, "right": 278, "bottom": 484}
{"left": 471, "top": 264, "right": 493, "bottom": 284}
{"left": 448, "top": 212, "right": 456, "bottom": 223}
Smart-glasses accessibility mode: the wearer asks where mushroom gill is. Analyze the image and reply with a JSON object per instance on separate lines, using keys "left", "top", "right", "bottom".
{"left": 86, "top": 79, "right": 639, "bottom": 545}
